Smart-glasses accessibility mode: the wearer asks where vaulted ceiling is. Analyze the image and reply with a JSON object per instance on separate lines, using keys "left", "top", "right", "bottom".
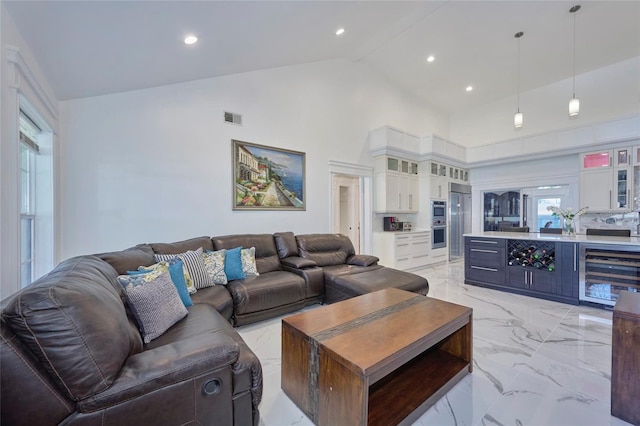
{"left": 4, "top": 1, "right": 639, "bottom": 114}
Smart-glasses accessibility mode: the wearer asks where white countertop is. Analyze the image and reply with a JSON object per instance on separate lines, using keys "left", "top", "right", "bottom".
{"left": 465, "top": 231, "right": 640, "bottom": 246}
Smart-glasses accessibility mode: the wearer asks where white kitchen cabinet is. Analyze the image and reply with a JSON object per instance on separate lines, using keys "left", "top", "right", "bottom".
{"left": 580, "top": 168, "right": 614, "bottom": 210}
{"left": 633, "top": 145, "right": 640, "bottom": 166}
{"left": 579, "top": 147, "right": 635, "bottom": 211}
{"left": 430, "top": 176, "right": 448, "bottom": 200}
{"left": 373, "top": 231, "right": 432, "bottom": 271}
{"left": 374, "top": 155, "right": 420, "bottom": 213}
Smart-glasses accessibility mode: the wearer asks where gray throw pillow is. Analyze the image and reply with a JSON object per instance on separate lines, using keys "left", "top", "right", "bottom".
{"left": 119, "top": 269, "right": 188, "bottom": 343}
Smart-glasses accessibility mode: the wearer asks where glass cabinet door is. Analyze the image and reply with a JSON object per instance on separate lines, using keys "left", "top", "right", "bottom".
{"left": 616, "top": 168, "right": 630, "bottom": 208}
{"left": 615, "top": 148, "right": 631, "bottom": 167}
{"left": 582, "top": 151, "right": 611, "bottom": 169}
{"left": 387, "top": 157, "right": 399, "bottom": 172}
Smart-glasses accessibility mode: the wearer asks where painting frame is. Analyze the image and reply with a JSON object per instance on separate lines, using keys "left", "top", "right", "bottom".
{"left": 232, "top": 139, "right": 306, "bottom": 211}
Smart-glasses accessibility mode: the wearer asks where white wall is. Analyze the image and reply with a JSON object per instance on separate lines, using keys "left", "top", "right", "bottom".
{"left": 59, "top": 59, "right": 449, "bottom": 258}
{"left": 451, "top": 57, "right": 640, "bottom": 147}
{"left": 1, "top": 4, "right": 59, "bottom": 299}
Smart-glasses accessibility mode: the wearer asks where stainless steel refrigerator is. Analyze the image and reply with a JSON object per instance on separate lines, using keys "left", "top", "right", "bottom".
{"left": 450, "top": 183, "right": 472, "bottom": 260}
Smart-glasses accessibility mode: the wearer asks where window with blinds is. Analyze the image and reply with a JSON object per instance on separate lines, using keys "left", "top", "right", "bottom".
{"left": 19, "top": 110, "right": 41, "bottom": 287}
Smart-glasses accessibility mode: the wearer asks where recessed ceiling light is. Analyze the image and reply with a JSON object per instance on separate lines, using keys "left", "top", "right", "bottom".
{"left": 184, "top": 35, "right": 198, "bottom": 45}
{"left": 466, "top": 86, "right": 473, "bottom": 92}
{"left": 426, "top": 55, "right": 435, "bottom": 63}
{"left": 336, "top": 28, "right": 345, "bottom": 36}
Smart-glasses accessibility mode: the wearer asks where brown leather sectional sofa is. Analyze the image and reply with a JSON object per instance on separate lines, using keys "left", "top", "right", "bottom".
{"left": 1, "top": 232, "right": 428, "bottom": 426}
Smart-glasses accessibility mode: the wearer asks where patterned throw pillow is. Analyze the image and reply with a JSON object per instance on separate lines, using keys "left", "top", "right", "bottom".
{"left": 241, "top": 247, "right": 260, "bottom": 276}
{"left": 224, "top": 247, "right": 246, "bottom": 281}
{"left": 133, "top": 259, "right": 193, "bottom": 307}
{"left": 203, "top": 249, "right": 228, "bottom": 285}
{"left": 155, "top": 247, "right": 213, "bottom": 290}
{"left": 118, "top": 270, "right": 188, "bottom": 343}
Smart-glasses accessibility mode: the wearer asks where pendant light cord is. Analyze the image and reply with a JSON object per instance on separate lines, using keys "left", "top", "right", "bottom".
{"left": 515, "top": 32, "right": 523, "bottom": 112}
{"left": 572, "top": 10, "right": 576, "bottom": 97}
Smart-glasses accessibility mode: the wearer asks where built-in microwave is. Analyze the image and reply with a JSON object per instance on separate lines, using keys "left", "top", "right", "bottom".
{"left": 431, "top": 200, "right": 446, "bottom": 226}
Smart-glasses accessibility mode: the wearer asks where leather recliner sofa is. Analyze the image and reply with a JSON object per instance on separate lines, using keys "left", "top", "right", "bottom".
{"left": 1, "top": 232, "right": 428, "bottom": 426}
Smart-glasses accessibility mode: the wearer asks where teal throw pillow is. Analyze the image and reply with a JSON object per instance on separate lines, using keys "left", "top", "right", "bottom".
{"left": 224, "top": 247, "right": 246, "bottom": 281}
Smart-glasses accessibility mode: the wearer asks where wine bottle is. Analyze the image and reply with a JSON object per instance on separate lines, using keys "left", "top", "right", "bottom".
{"left": 533, "top": 260, "right": 543, "bottom": 269}
{"left": 546, "top": 261, "right": 555, "bottom": 272}
{"left": 532, "top": 249, "right": 546, "bottom": 259}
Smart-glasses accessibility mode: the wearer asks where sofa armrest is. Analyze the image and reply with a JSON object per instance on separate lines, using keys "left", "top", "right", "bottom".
{"left": 281, "top": 265, "right": 325, "bottom": 300}
{"left": 78, "top": 332, "right": 239, "bottom": 412}
{"left": 280, "top": 256, "right": 317, "bottom": 269}
{"left": 347, "top": 254, "right": 379, "bottom": 267}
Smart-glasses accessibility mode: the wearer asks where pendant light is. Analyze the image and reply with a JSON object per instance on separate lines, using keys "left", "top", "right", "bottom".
{"left": 569, "top": 5, "right": 581, "bottom": 116}
{"left": 514, "top": 31, "right": 524, "bottom": 128}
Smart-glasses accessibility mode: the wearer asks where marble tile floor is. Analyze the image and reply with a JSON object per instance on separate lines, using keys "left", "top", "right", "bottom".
{"left": 237, "top": 260, "right": 632, "bottom": 426}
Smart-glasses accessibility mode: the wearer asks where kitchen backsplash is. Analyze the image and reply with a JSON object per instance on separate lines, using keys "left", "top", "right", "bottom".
{"left": 577, "top": 211, "right": 640, "bottom": 236}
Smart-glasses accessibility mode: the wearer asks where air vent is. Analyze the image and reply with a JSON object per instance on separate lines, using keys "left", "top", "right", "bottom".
{"left": 224, "top": 111, "right": 242, "bottom": 126}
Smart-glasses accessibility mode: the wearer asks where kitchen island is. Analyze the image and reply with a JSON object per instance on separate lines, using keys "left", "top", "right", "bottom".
{"left": 464, "top": 232, "right": 640, "bottom": 307}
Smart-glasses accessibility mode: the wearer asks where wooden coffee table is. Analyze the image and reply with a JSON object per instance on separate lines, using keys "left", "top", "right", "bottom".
{"left": 281, "top": 288, "right": 472, "bottom": 426}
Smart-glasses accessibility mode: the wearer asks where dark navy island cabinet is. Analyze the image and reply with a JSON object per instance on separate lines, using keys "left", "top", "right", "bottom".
{"left": 464, "top": 236, "right": 579, "bottom": 305}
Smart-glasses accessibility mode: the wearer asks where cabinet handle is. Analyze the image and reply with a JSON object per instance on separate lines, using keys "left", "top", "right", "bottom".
{"left": 399, "top": 193, "right": 402, "bottom": 208}
{"left": 529, "top": 271, "right": 533, "bottom": 287}
{"left": 470, "top": 240, "right": 498, "bottom": 244}
{"left": 413, "top": 254, "right": 430, "bottom": 259}
{"left": 397, "top": 243, "right": 410, "bottom": 247}
{"left": 471, "top": 248, "right": 498, "bottom": 253}
{"left": 573, "top": 244, "right": 577, "bottom": 272}
{"left": 610, "top": 190, "right": 612, "bottom": 209}
{"left": 397, "top": 257, "right": 409, "bottom": 261}
{"left": 524, "top": 271, "right": 528, "bottom": 285}
{"left": 471, "top": 265, "right": 498, "bottom": 272}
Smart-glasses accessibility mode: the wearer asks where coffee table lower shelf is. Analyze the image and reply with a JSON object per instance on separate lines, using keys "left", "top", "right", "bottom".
{"left": 368, "top": 347, "right": 470, "bottom": 425}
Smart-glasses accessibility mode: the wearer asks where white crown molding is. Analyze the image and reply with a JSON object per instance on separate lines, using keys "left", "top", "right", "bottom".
{"left": 6, "top": 45, "right": 58, "bottom": 119}
{"left": 328, "top": 160, "right": 372, "bottom": 177}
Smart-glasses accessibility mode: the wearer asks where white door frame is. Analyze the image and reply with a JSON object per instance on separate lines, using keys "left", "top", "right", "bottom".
{"left": 328, "top": 160, "right": 373, "bottom": 254}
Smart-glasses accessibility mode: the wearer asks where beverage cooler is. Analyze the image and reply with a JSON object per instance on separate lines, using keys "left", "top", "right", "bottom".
{"left": 580, "top": 244, "right": 640, "bottom": 306}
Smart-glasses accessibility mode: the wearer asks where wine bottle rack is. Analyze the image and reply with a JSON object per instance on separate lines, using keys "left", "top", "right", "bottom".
{"left": 507, "top": 240, "right": 556, "bottom": 271}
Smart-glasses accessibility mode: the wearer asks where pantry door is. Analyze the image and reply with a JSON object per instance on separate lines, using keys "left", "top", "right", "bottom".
{"left": 332, "top": 174, "right": 361, "bottom": 253}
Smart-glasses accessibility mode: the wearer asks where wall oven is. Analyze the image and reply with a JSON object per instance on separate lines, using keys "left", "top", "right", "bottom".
{"left": 431, "top": 200, "right": 447, "bottom": 249}
{"left": 432, "top": 226, "right": 446, "bottom": 249}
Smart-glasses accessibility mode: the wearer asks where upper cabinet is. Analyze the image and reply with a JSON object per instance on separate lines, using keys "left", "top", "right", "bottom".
{"left": 374, "top": 155, "right": 419, "bottom": 213}
{"left": 579, "top": 146, "right": 637, "bottom": 210}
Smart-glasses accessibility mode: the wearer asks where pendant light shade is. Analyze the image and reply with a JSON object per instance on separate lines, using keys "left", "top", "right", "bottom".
{"left": 569, "top": 97, "right": 580, "bottom": 116}
{"left": 514, "top": 111, "right": 523, "bottom": 128}
{"left": 514, "top": 31, "right": 524, "bottom": 129}
{"left": 569, "top": 5, "right": 581, "bottom": 117}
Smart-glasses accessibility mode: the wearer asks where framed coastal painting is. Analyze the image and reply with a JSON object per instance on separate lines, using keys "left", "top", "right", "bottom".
{"left": 232, "top": 139, "right": 306, "bottom": 211}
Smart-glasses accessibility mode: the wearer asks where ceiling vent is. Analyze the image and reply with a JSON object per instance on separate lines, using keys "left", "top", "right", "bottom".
{"left": 224, "top": 111, "right": 242, "bottom": 126}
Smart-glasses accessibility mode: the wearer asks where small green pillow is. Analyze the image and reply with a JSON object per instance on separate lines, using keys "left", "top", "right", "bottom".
{"left": 241, "top": 247, "right": 259, "bottom": 276}
{"left": 203, "top": 249, "right": 228, "bottom": 285}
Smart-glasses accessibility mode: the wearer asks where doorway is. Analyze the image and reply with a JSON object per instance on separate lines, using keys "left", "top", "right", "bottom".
{"left": 332, "top": 174, "right": 361, "bottom": 253}
{"left": 522, "top": 185, "right": 569, "bottom": 232}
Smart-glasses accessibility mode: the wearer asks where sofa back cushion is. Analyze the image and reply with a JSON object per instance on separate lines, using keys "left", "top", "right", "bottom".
{"left": 296, "top": 234, "right": 356, "bottom": 266}
{"left": 2, "top": 256, "right": 142, "bottom": 401}
{"left": 149, "top": 236, "right": 214, "bottom": 254}
{"left": 212, "top": 234, "right": 281, "bottom": 274}
{"left": 273, "top": 232, "right": 298, "bottom": 258}
{"left": 97, "top": 244, "right": 156, "bottom": 275}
